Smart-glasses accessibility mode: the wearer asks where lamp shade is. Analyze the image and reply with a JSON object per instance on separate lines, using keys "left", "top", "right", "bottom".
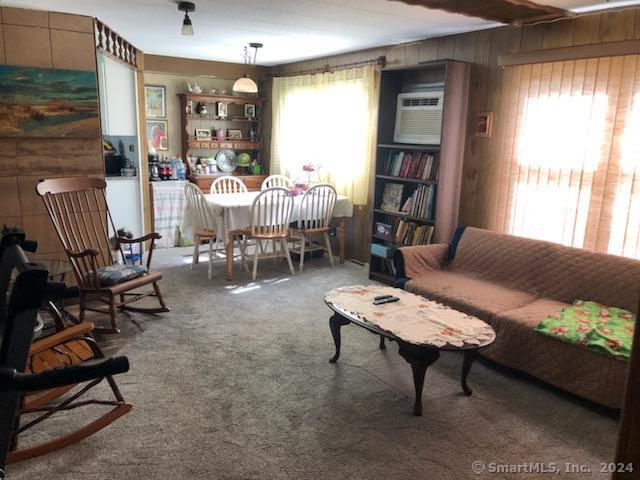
{"left": 181, "top": 14, "right": 193, "bottom": 35}
{"left": 233, "top": 76, "right": 258, "bottom": 94}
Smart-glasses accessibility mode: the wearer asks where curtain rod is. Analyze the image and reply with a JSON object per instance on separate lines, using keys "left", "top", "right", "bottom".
{"left": 270, "top": 56, "right": 386, "bottom": 77}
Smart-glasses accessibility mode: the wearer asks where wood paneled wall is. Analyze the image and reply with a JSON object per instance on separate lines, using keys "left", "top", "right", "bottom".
{"left": 271, "top": 8, "right": 640, "bottom": 261}
{"left": 0, "top": 7, "right": 103, "bottom": 260}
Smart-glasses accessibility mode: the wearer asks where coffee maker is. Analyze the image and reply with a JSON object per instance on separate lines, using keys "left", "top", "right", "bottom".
{"left": 148, "top": 152, "right": 160, "bottom": 181}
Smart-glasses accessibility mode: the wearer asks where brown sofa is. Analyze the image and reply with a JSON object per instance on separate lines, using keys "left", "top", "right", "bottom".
{"left": 395, "top": 227, "right": 640, "bottom": 409}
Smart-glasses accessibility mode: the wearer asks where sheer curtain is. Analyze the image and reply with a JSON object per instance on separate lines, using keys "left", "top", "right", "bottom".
{"left": 490, "top": 55, "right": 640, "bottom": 259}
{"left": 270, "top": 65, "right": 379, "bottom": 205}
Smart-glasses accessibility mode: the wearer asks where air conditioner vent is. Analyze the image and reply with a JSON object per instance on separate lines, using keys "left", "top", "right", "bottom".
{"left": 394, "top": 91, "right": 444, "bottom": 145}
{"left": 402, "top": 97, "right": 439, "bottom": 107}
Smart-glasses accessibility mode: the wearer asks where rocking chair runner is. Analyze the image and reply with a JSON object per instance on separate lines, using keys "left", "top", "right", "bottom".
{"left": 36, "top": 177, "right": 170, "bottom": 333}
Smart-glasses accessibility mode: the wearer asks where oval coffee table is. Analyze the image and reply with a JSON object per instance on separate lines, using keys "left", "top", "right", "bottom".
{"left": 325, "top": 285, "right": 496, "bottom": 416}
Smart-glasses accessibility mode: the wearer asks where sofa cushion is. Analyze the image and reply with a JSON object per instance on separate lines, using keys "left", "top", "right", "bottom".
{"left": 482, "top": 298, "right": 627, "bottom": 408}
{"left": 450, "top": 227, "right": 640, "bottom": 311}
{"left": 405, "top": 270, "right": 535, "bottom": 319}
{"left": 528, "top": 243, "right": 640, "bottom": 312}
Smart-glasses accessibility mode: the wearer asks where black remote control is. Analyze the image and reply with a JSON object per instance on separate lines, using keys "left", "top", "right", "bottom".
{"left": 374, "top": 294, "right": 393, "bottom": 301}
{"left": 373, "top": 296, "right": 400, "bottom": 305}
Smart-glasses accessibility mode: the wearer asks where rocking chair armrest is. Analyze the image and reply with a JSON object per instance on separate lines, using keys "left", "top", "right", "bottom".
{"left": 66, "top": 248, "right": 100, "bottom": 259}
{"left": 117, "top": 232, "right": 161, "bottom": 244}
{"left": 29, "top": 322, "right": 96, "bottom": 356}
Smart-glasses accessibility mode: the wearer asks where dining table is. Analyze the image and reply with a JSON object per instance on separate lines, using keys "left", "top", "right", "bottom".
{"left": 182, "top": 190, "right": 354, "bottom": 281}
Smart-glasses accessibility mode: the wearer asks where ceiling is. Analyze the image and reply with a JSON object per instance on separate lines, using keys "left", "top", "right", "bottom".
{"left": 0, "top": 0, "right": 636, "bottom": 66}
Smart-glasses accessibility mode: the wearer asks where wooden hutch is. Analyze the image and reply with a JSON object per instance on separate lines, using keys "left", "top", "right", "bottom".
{"left": 179, "top": 92, "right": 267, "bottom": 191}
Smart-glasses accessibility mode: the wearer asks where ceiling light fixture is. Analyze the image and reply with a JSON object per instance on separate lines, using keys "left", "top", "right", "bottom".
{"left": 233, "top": 43, "right": 263, "bottom": 95}
{"left": 178, "top": 1, "right": 195, "bottom": 36}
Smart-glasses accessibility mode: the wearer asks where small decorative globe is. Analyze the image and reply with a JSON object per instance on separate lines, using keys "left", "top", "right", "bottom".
{"left": 237, "top": 152, "right": 251, "bottom": 167}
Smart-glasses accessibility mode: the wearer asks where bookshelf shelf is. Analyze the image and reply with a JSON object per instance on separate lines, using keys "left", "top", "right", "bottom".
{"left": 369, "top": 60, "right": 470, "bottom": 286}
{"left": 376, "top": 175, "right": 437, "bottom": 185}
{"left": 378, "top": 143, "right": 440, "bottom": 151}
{"left": 374, "top": 209, "right": 434, "bottom": 224}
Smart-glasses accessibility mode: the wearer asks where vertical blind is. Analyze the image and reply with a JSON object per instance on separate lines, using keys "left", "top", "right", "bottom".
{"left": 490, "top": 55, "right": 640, "bottom": 259}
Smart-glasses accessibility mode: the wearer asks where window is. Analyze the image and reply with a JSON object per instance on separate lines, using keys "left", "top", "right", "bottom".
{"left": 491, "top": 56, "right": 640, "bottom": 259}
{"left": 270, "top": 66, "right": 378, "bottom": 205}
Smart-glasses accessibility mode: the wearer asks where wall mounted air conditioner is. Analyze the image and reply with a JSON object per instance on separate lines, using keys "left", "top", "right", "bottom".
{"left": 393, "top": 91, "right": 444, "bottom": 145}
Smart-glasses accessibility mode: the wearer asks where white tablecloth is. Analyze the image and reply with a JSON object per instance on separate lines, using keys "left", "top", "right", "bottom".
{"left": 182, "top": 191, "right": 353, "bottom": 244}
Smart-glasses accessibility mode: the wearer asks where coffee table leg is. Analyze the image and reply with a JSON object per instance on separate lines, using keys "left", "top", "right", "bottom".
{"left": 398, "top": 344, "right": 440, "bottom": 416}
{"left": 379, "top": 335, "right": 386, "bottom": 350}
{"left": 461, "top": 350, "right": 478, "bottom": 396}
{"left": 329, "top": 314, "right": 351, "bottom": 363}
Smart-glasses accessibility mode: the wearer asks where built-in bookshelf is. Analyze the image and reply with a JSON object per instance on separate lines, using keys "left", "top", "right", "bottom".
{"left": 369, "top": 60, "right": 470, "bottom": 285}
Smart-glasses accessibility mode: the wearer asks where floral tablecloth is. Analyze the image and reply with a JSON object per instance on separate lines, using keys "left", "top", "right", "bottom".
{"left": 324, "top": 285, "right": 495, "bottom": 348}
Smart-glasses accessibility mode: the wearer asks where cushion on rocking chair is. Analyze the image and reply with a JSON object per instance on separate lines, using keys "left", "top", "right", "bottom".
{"left": 87, "top": 264, "right": 148, "bottom": 287}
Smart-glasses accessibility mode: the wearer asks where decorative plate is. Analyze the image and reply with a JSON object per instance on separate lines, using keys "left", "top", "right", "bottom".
{"left": 216, "top": 149, "right": 237, "bottom": 173}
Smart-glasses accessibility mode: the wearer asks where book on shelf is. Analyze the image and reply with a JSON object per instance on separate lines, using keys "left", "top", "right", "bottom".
{"left": 382, "top": 150, "right": 439, "bottom": 181}
{"left": 380, "top": 183, "right": 404, "bottom": 212}
{"left": 401, "top": 184, "right": 435, "bottom": 219}
{"left": 394, "top": 221, "right": 435, "bottom": 246}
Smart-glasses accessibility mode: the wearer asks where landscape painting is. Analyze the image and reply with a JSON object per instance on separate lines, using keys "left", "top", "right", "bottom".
{"left": 0, "top": 65, "right": 99, "bottom": 138}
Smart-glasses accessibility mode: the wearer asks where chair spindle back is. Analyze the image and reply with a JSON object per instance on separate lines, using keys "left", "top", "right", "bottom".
{"left": 250, "top": 188, "right": 294, "bottom": 238}
{"left": 36, "top": 177, "right": 120, "bottom": 287}
{"left": 297, "top": 184, "right": 337, "bottom": 231}
{"left": 261, "top": 175, "right": 293, "bottom": 191}
{"left": 210, "top": 176, "right": 248, "bottom": 194}
{"left": 185, "top": 183, "right": 217, "bottom": 233}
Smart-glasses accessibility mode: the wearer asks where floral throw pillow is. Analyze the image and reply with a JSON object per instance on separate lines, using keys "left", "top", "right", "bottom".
{"left": 535, "top": 300, "right": 635, "bottom": 360}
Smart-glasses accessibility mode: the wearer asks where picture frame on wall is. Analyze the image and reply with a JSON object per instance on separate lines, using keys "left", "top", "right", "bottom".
{"left": 144, "top": 85, "right": 166, "bottom": 119}
{"left": 217, "top": 102, "right": 228, "bottom": 118}
{"left": 227, "top": 129, "right": 243, "bottom": 140}
{"left": 195, "top": 128, "right": 212, "bottom": 141}
{"left": 147, "top": 120, "right": 168, "bottom": 151}
{"left": 475, "top": 112, "right": 493, "bottom": 137}
{"left": 244, "top": 104, "right": 256, "bottom": 118}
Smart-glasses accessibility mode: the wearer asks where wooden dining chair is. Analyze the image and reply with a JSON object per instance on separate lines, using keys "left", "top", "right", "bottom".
{"left": 36, "top": 177, "right": 170, "bottom": 333}
{"left": 210, "top": 176, "right": 248, "bottom": 194}
{"left": 289, "top": 184, "right": 337, "bottom": 272}
{"left": 185, "top": 183, "right": 221, "bottom": 279}
{"left": 234, "top": 188, "right": 295, "bottom": 281}
{"left": 261, "top": 174, "right": 293, "bottom": 191}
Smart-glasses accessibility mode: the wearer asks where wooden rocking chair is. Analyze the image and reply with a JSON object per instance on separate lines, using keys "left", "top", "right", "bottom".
{"left": 0, "top": 226, "right": 131, "bottom": 466}
{"left": 8, "top": 321, "right": 132, "bottom": 464}
{"left": 36, "top": 177, "right": 170, "bottom": 333}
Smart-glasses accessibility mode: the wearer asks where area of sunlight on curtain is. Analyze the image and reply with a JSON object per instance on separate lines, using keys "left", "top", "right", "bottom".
{"left": 489, "top": 55, "right": 640, "bottom": 259}
{"left": 270, "top": 65, "right": 379, "bottom": 206}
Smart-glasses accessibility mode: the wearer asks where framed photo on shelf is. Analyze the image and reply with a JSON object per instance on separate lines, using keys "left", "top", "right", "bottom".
{"left": 144, "top": 85, "right": 166, "bottom": 118}
{"left": 227, "top": 129, "right": 243, "bottom": 139}
{"left": 380, "top": 183, "right": 404, "bottom": 212}
{"left": 475, "top": 112, "right": 493, "bottom": 137}
{"left": 375, "top": 222, "right": 393, "bottom": 238}
{"left": 244, "top": 104, "right": 256, "bottom": 118}
{"left": 195, "top": 128, "right": 211, "bottom": 141}
{"left": 217, "top": 102, "right": 228, "bottom": 118}
{"left": 146, "top": 120, "right": 168, "bottom": 151}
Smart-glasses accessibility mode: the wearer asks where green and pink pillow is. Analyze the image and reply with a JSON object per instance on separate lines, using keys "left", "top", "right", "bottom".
{"left": 535, "top": 300, "right": 635, "bottom": 360}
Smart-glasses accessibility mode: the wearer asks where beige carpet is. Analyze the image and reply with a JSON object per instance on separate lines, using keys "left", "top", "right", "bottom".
{"left": 10, "top": 247, "right": 619, "bottom": 479}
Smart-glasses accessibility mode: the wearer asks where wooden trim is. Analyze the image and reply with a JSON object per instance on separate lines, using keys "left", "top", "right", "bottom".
{"left": 94, "top": 18, "right": 139, "bottom": 69}
{"left": 614, "top": 294, "right": 640, "bottom": 479}
{"left": 499, "top": 39, "right": 640, "bottom": 67}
